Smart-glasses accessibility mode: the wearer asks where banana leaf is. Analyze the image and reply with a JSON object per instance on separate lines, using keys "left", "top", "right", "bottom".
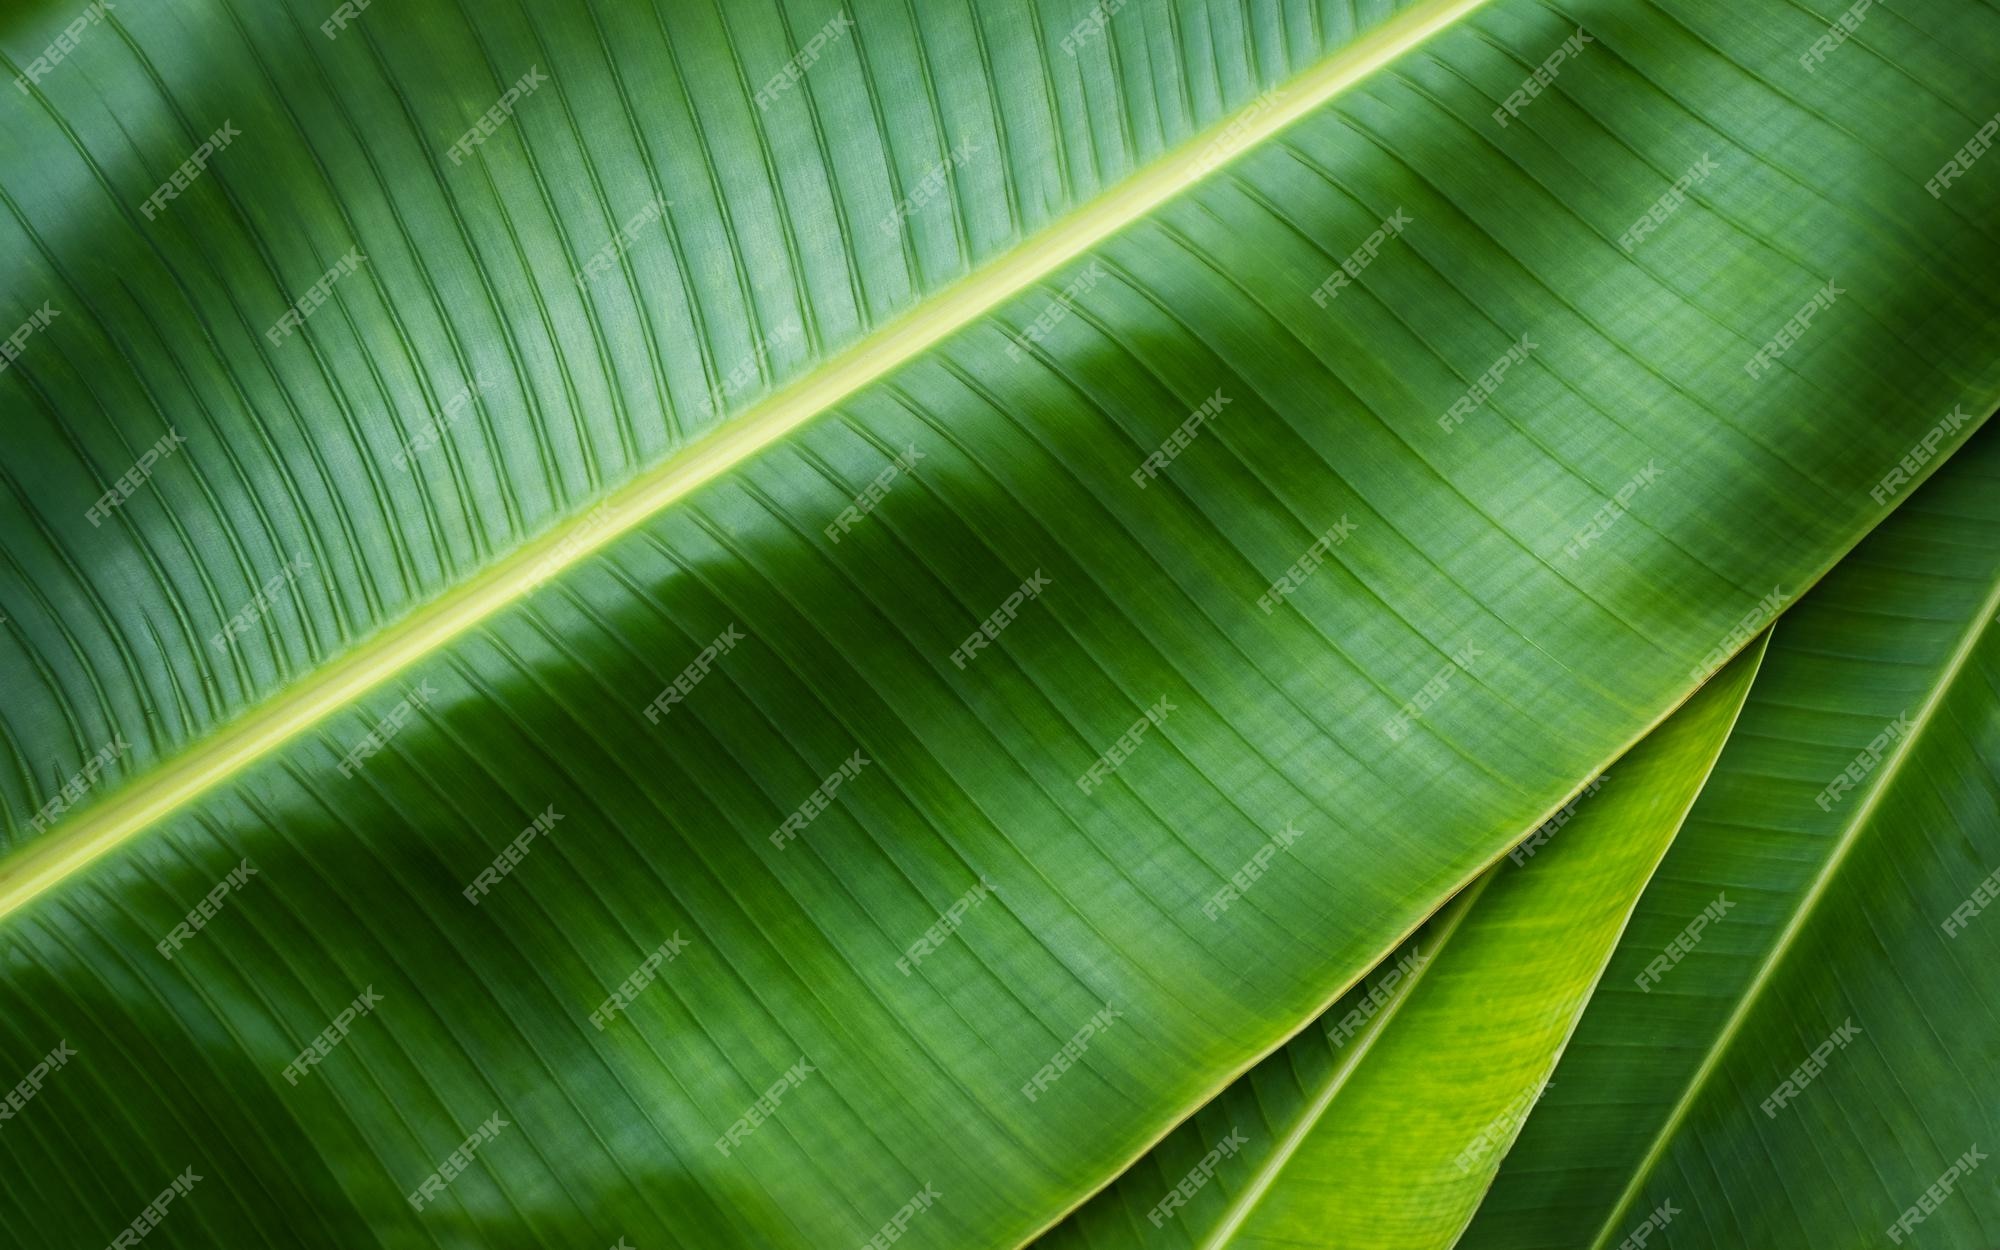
{"left": 2, "top": 0, "right": 1998, "bottom": 1246}
{"left": 1467, "top": 398, "right": 2000, "bottom": 1249}
{"left": 1035, "top": 637, "right": 1764, "bottom": 1249}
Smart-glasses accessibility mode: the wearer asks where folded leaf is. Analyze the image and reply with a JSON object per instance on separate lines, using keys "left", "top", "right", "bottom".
{"left": 1035, "top": 638, "right": 1763, "bottom": 1249}
{"left": 1467, "top": 420, "right": 2000, "bottom": 1248}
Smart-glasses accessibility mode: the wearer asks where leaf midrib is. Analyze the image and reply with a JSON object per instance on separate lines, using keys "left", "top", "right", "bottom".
{"left": 1583, "top": 563, "right": 2000, "bottom": 1250}
{"left": 0, "top": 0, "right": 1500, "bottom": 919}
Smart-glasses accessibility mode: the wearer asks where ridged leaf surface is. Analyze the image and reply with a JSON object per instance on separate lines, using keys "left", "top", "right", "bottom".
{"left": 1, "top": 1, "right": 1998, "bottom": 1247}
{"left": 1037, "top": 638, "right": 1763, "bottom": 1249}
{"left": 1469, "top": 419, "right": 2000, "bottom": 1250}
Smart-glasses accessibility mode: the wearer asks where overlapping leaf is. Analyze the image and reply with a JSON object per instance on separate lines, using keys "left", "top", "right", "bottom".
{"left": 1037, "top": 639, "right": 1763, "bottom": 1249}
{"left": 1469, "top": 406, "right": 2000, "bottom": 1250}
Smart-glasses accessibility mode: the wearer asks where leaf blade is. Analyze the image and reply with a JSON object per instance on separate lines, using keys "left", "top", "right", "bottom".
{"left": 1036, "top": 636, "right": 1765, "bottom": 1249}
{"left": 1468, "top": 420, "right": 2000, "bottom": 1250}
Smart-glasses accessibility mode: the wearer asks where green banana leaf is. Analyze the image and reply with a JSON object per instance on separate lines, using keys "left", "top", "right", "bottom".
{"left": 1036, "top": 638, "right": 1764, "bottom": 1249}
{"left": 3, "top": 0, "right": 1999, "bottom": 1247}
{"left": 0, "top": 0, "right": 1423, "bottom": 846}
{"left": 1466, "top": 396, "right": 2000, "bottom": 1247}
